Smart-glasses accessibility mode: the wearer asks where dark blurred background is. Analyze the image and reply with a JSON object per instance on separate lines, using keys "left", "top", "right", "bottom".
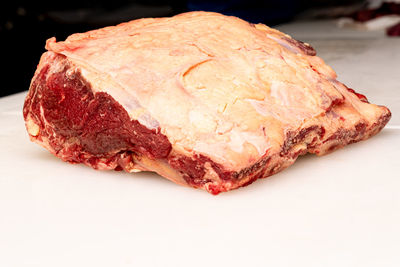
{"left": 1, "top": 0, "right": 367, "bottom": 97}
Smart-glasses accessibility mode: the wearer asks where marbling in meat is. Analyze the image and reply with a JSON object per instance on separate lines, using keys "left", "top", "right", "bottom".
{"left": 23, "top": 12, "right": 391, "bottom": 194}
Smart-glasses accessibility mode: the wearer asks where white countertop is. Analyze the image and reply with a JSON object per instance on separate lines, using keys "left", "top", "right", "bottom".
{"left": 1, "top": 20, "right": 399, "bottom": 267}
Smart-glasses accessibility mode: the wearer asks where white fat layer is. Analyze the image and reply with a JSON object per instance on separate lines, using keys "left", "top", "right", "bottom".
{"left": 43, "top": 12, "right": 389, "bottom": 172}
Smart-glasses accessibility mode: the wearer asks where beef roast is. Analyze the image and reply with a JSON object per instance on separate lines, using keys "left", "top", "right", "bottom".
{"left": 23, "top": 12, "right": 391, "bottom": 194}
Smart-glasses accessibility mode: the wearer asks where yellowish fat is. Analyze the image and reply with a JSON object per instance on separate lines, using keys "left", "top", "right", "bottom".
{"left": 26, "top": 119, "right": 40, "bottom": 137}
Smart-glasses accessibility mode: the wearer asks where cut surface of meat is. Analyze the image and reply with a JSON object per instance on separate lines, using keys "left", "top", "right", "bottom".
{"left": 23, "top": 12, "right": 391, "bottom": 194}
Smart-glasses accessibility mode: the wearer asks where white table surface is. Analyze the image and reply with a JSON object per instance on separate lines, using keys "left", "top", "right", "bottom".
{"left": 1, "top": 20, "right": 399, "bottom": 267}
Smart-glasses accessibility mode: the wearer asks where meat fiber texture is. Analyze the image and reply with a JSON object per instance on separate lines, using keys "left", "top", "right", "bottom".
{"left": 23, "top": 12, "right": 391, "bottom": 194}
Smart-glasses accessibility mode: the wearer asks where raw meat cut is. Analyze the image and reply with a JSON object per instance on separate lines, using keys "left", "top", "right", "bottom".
{"left": 23, "top": 12, "right": 391, "bottom": 194}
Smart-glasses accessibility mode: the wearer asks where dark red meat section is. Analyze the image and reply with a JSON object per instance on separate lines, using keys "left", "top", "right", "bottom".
{"left": 351, "top": 2, "right": 400, "bottom": 22}
{"left": 387, "top": 22, "right": 400, "bottom": 36}
{"left": 168, "top": 154, "right": 234, "bottom": 186}
{"left": 23, "top": 60, "right": 172, "bottom": 161}
{"left": 350, "top": 2, "right": 400, "bottom": 37}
